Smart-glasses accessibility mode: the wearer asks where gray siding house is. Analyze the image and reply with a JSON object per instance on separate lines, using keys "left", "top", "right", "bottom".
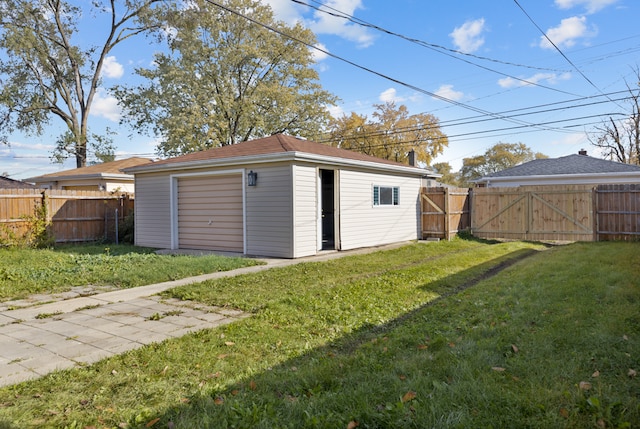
{"left": 126, "top": 134, "right": 437, "bottom": 258}
{"left": 474, "top": 151, "right": 640, "bottom": 187}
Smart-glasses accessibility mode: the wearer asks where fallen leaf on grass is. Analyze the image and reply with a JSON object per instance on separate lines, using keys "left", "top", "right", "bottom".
{"left": 217, "top": 354, "right": 228, "bottom": 360}
{"left": 160, "top": 365, "right": 169, "bottom": 376}
{"left": 511, "top": 344, "right": 519, "bottom": 353}
{"left": 145, "top": 417, "right": 160, "bottom": 427}
{"left": 559, "top": 408, "right": 569, "bottom": 418}
{"left": 224, "top": 341, "right": 235, "bottom": 347}
{"left": 249, "top": 380, "right": 257, "bottom": 390}
{"left": 231, "top": 390, "right": 239, "bottom": 396}
{"left": 579, "top": 381, "right": 592, "bottom": 390}
{"left": 417, "top": 344, "right": 428, "bottom": 350}
{"left": 491, "top": 367, "right": 506, "bottom": 372}
{"left": 628, "top": 369, "right": 637, "bottom": 378}
{"left": 347, "top": 421, "right": 359, "bottom": 429}
{"left": 592, "top": 370, "right": 600, "bottom": 378}
{"left": 401, "top": 391, "right": 417, "bottom": 402}
{"left": 214, "top": 397, "right": 224, "bottom": 405}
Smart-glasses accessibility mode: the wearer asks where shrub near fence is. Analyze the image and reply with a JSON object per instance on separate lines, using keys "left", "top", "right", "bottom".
{"left": 0, "top": 189, "right": 133, "bottom": 245}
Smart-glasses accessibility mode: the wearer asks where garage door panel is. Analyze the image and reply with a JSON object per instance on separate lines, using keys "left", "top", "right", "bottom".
{"left": 178, "top": 175, "right": 243, "bottom": 252}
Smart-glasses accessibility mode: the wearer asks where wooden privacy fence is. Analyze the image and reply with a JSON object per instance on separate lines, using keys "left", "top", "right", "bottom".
{"left": 596, "top": 184, "right": 640, "bottom": 240}
{"left": 421, "top": 184, "right": 640, "bottom": 242}
{"left": 471, "top": 185, "right": 594, "bottom": 242}
{"left": 0, "top": 189, "right": 133, "bottom": 244}
{"left": 421, "top": 187, "right": 471, "bottom": 240}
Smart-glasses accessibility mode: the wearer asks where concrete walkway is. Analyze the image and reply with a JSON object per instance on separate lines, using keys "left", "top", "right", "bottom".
{"left": 0, "top": 243, "right": 411, "bottom": 387}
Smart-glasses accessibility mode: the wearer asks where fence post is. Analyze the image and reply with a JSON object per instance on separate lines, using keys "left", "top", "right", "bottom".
{"left": 444, "top": 187, "right": 450, "bottom": 240}
{"left": 593, "top": 186, "right": 599, "bottom": 242}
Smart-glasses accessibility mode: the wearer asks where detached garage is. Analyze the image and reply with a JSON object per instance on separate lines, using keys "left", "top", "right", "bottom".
{"left": 126, "top": 134, "right": 438, "bottom": 258}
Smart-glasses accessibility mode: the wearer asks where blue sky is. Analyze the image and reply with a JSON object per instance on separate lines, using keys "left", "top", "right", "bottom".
{"left": 1, "top": 0, "right": 639, "bottom": 179}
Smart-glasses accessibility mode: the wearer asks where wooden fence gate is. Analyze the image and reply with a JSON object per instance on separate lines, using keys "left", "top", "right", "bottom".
{"left": 421, "top": 187, "right": 470, "bottom": 240}
{"left": 470, "top": 186, "right": 595, "bottom": 241}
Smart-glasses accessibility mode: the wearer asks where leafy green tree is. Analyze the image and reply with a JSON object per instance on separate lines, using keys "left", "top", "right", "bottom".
{"left": 432, "top": 162, "right": 460, "bottom": 186}
{"left": 459, "top": 142, "right": 547, "bottom": 186}
{"left": 0, "top": 0, "right": 167, "bottom": 167}
{"left": 115, "top": 0, "right": 338, "bottom": 157}
{"left": 326, "top": 102, "right": 448, "bottom": 165}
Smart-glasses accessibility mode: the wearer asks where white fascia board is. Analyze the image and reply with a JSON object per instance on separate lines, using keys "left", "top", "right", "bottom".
{"left": 28, "top": 173, "right": 134, "bottom": 183}
{"left": 482, "top": 171, "right": 640, "bottom": 186}
{"left": 128, "top": 151, "right": 437, "bottom": 178}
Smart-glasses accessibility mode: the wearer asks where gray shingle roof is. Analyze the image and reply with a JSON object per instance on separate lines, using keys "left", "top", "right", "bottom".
{"left": 483, "top": 154, "right": 640, "bottom": 178}
{"left": 0, "top": 176, "right": 36, "bottom": 189}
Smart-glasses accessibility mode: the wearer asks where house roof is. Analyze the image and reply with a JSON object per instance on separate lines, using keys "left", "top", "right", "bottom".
{"left": 0, "top": 176, "right": 36, "bottom": 189}
{"left": 26, "top": 157, "right": 153, "bottom": 182}
{"left": 126, "top": 134, "right": 435, "bottom": 176}
{"left": 480, "top": 154, "right": 640, "bottom": 179}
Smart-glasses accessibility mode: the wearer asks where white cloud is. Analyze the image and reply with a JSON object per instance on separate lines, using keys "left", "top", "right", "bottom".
{"left": 450, "top": 18, "right": 486, "bottom": 53}
{"left": 90, "top": 90, "right": 121, "bottom": 122}
{"left": 379, "top": 88, "right": 405, "bottom": 103}
{"left": 539, "top": 16, "right": 592, "bottom": 50}
{"left": 261, "top": 0, "right": 375, "bottom": 48}
{"left": 555, "top": 0, "right": 618, "bottom": 14}
{"left": 260, "top": 0, "right": 304, "bottom": 25}
{"left": 308, "top": 0, "right": 375, "bottom": 48}
{"left": 101, "top": 56, "right": 124, "bottom": 79}
{"left": 498, "top": 72, "right": 572, "bottom": 88}
{"left": 311, "top": 43, "right": 329, "bottom": 62}
{"left": 433, "top": 84, "right": 464, "bottom": 101}
{"left": 327, "top": 104, "right": 344, "bottom": 118}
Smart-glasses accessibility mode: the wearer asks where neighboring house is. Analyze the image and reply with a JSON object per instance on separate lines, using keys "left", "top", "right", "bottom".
{"left": 474, "top": 150, "right": 640, "bottom": 187}
{"left": 25, "top": 157, "right": 153, "bottom": 193}
{"left": 125, "top": 134, "right": 439, "bottom": 258}
{"left": 0, "top": 176, "right": 36, "bottom": 189}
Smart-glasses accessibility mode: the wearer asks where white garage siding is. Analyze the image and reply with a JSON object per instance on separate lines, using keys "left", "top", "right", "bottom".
{"left": 292, "top": 164, "right": 318, "bottom": 258}
{"left": 177, "top": 174, "right": 243, "bottom": 252}
{"left": 339, "top": 170, "right": 421, "bottom": 250}
{"left": 134, "top": 173, "right": 172, "bottom": 249}
{"left": 245, "top": 164, "right": 295, "bottom": 258}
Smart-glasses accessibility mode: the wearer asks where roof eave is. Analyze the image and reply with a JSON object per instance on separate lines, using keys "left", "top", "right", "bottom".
{"left": 27, "top": 173, "right": 134, "bottom": 183}
{"left": 125, "top": 151, "right": 437, "bottom": 177}
{"left": 475, "top": 171, "right": 640, "bottom": 184}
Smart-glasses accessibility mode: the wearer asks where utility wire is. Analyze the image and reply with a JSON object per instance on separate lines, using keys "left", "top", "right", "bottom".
{"left": 294, "top": 0, "right": 579, "bottom": 97}
{"left": 317, "top": 92, "right": 632, "bottom": 144}
{"left": 203, "top": 0, "right": 582, "bottom": 135}
{"left": 512, "top": 0, "right": 623, "bottom": 109}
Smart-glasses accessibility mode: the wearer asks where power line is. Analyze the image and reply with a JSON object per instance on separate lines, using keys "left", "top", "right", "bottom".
{"left": 202, "top": 0, "right": 580, "bottom": 136}
{"left": 317, "top": 92, "right": 632, "bottom": 144}
{"left": 293, "top": 0, "right": 580, "bottom": 97}
{"left": 512, "top": 0, "right": 623, "bottom": 109}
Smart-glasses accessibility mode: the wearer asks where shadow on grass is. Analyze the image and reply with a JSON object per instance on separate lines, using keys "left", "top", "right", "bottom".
{"left": 145, "top": 248, "right": 541, "bottom": 428}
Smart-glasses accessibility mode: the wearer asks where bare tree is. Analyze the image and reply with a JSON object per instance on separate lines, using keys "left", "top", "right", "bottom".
{"left": 589, "top": 68, "right": 640, "bottom": 165}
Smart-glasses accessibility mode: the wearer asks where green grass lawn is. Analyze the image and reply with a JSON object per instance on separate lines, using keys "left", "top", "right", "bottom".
{"left": 0, "top": 239, "right": 638, "bottom": 428}
{"left": 0, "top": 244, "right": 260, "bottom": 301}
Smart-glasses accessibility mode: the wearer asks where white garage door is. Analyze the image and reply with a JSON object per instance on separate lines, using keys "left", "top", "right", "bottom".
{"left": 177, "top": 174, "right": 244, "bottom": 252}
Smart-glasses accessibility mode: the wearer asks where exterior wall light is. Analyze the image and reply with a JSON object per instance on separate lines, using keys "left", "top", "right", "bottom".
{"left": 247, "top": 170, "right": 258, "bottom": 186}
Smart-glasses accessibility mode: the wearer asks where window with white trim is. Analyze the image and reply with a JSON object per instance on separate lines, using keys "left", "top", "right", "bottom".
{"left": 373, "top": 185, "right": 399, "bottom": 206}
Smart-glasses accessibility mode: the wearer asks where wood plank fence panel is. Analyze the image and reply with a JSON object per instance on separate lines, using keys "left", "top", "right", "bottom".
{"left": 421, "top": 187, "right": 470, "bottom": 240}
{"left": 596, "top": 184, "right": 640, "bottom": 241}
{"left": 0, "top": 189, "right": 133, "bottom": 244}
{"left": 471, "top": 185, "right": 595, "bottom": 242}
{"left": 0, "top": 189, "right": 42, "bottom": 240}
